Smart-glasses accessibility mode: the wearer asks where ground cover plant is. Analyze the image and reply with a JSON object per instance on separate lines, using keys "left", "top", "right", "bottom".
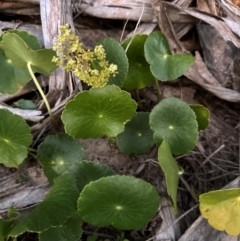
{"left": 0, "top": 25, "right": 237, "bottom": 240}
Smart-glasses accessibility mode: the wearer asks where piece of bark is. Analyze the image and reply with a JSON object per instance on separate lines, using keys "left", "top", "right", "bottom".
{"left": 185, "top": 52, "right": 240, "bottom": 102}
{"left": 0, "top": 0, "right": 157, "bottom": 22}
{"left": 0, "top": 7, "right": 40, "bottom": 15}
{"left": 197, "top": 24, "right": 240, "bottom": 88}
{"left": 0, "top": 164, "right": 49, "bottom": 217}
{"left": 40, "top": 0, "right": 76, "bottom": 110}
{"left": 0, "top": 104, "right": 44, "bottom": 122}
{"left": 180, "top": 7, "right": 240, "bottom": 49}
{"left": 154, "top": 198, "right": 182, "bottom": 241}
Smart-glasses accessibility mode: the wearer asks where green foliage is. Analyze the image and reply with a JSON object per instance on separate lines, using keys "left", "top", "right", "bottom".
{"left": 122, "top": 35, "right": 155, "bottom": 90}
{"left": 97, "top": 37, "right": 129, "bottom": 87}
{"left": 116, "top": 112, "right": 154, "bottom": 155}
{"left": 9, "top": 174, "right": 79, "bottom": 237}
{"left": 62, "top": 85, "right": 137, "bottom": 138}
{"left": 144, "top": 31, "right": 194, "bottom": 81}
{"left": 0, "top": 109, "right": 32, "bottom": 167}
{"left": 189, "top": 104, "right": 210, "bottom": 130}
{"left": 0, "top": 32, "right": 57, "bottom": 75}
{"left": 0, "top": 48, "right": 31, "bottom": 94}
{"left": 3, "top": 29, "right": 42, "bottom": 50}
{"left": 200, "top": 188, "right": 240, "bottom": 236}
{"left": 0, "top": 30, "right": 42, "bottom": 94}
{"left": 158, "top": 140, "right": 180, "bottom": 212}
{"left": 53, "top": 25, "right": 118, "bottom": 88}
{"left": 0, "top": 27, "right": 216, "bottom": 240}
{"left": 39, "top": 214, "right": 83, "bottom": 241}
{"left": 37, "top": 133, "right": 85, "bottom": 185}
{"left": 0, "top": 29, "right": 57, "bottom": 118}
{"left": 150, "top": 97, "right": 199, "bottom": 155}
{"left": 0, "top": 29, "right": 42, "bottom": 50}
{"left": 73, "top": 161, "right": 115, "bottom": 192}
{"left": 78, "top": 175, "right": 160, "bottom": 230}
{"left": 13, "top": 99, "right": 37, "bottom": 110}
{"left": 0, "top": 218, "right": 16, "bottom": 240}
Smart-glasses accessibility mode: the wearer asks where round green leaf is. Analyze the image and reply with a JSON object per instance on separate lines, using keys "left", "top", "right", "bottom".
{"left": 0, "top": 109, "right": 32, "bottom": 167}
{"left": 13, "top": 99, "right": 37, "bottom": 110}
{"left": 73, "top": 161, "right": 114, "bottom": 192}
{"left": 158, "top": 140, "right": 179, "bottom": 212}
{"left": 62, "top": 85, "right": 137, "bottom": 139}
{"left": 149, "top": 97, "right": 198, "bottom": 155}
{"left": 116, "top": 112, "right": 154, "bottom": 155}
{"left": 0, "top": 48, "right": 31, "bottom": 94}
{"left": 9, "top": 174, "right": 79, "bottom": 236}
{"left": 121, "top": 35, "right": 155, "bottom": 90}
{"left": 189, "top": 104, "right": 210, "bottom": 131}
{"left": 77, "top": 175, "right": 160, "bottom": 230}
{"left": 39, "top": 214, "right": 82, "bottom": 241}
{"left": 5, "top": 30, "right": 42, "bottom": 50}
{"left": 0, "top": 30, "right": 43, "bottom": 94}
{"left": 37, "top": 133, "right": 84, "bottom": 185}
{"left": 0, "top": 32, "right": 57, "bottom": 75}
{"left": 97, "top": 38, "right": 128, "bottom": 87}
{"left": 144, "top": 31, "right": 194, "bottom": 81}
{"left": 200, "top": 188, "right": 240, "bottom": 236}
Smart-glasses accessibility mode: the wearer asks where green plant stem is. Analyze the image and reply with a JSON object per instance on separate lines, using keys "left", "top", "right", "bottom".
{"left": 27, "top": 147, "right": 37, "bottom": 153}
{"left": 155, "top": 78, "right": 161, "bottom": 102}
{"left": 27, "top": 62, "right": 53, "bottom": 118}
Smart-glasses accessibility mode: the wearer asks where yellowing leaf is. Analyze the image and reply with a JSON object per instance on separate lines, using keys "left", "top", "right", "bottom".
{"left": 200, "top": 188, "right": 240, "bottom": 236}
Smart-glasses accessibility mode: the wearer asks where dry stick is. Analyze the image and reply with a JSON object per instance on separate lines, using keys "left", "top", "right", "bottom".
{"left": 145, "top": 204, "right": 199, "bottom": 241}
{"left": 124, "top": 1, "right": 145, "bottom": 53}
{"left": 202, "top": 144, "right": 225, "bottom": 165}
{"left": 120, "top": 16, "right": 131, "bottom": 43}
{"left": 180, "top": 176, "right": 199, "bottom": 203}
{"left": 73, "top": 0, "right": 94, "bottom": 20}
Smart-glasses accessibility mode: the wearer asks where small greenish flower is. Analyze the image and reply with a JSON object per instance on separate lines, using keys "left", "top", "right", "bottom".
{"left": 52, "top": 24, "right": 118, "bottom": 88}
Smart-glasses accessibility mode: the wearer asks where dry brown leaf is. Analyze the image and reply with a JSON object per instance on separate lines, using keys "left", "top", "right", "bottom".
{"left": 185, "top": 52, "right": 240, "bottom": 102}
{"left": 231, "top": 0, "right": 240, "bottom": 6}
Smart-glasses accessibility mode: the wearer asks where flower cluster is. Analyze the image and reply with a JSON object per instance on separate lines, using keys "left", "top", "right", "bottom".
{"left": 52, "top": 24, "right": 118, "bottom": 88}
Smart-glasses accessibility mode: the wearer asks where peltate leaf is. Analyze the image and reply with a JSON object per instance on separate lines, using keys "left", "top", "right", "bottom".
{"left": 37, "top": 133, "right": 84, "bottom": 185}
{"left": 200, "top": 188, "right": 240, "bottom": 236}
{"left": 9, "top": 174, "right": 79, "bottom": 236}
{"left": 0, "top": 30, "right": 42, "bottom": 94}
{"left": 39, "top": 213, "right": 82, "bottom": 241}
{"left": 78, "top": 175, "right": 160, "bottom": 230}
{"left": 116, "top": 112, "right": 154, "bottom": 155}
{"left": 62, "top": 85, "right": 137, "bottom": 139}
{"left": 4, "top": 29, "right": 42, "bottom": 50}
{"left": 0, "top": 48, "right": 31, "bottom": 94}
{"left": 73, "top": 161, "right": 114, "bottom": 192}
{"left": 158, "top": 140, "right": 179, "bottom": 212}
{"left": 149, "top": 97, "right": 198, "bottom": 155}
{"left": 0, "top": 32, "right": 57, "bottom": 75}
{"left": 0, "top": 109, "right": 32, "bottom": 167}
{"left": 97, "top": 38, "right": 128, "bottom": 87}
{"left": 122, "top": 35, "right": 155, "bottom": 90}
{"left": 144, "top": 31, "right": 194, "bottom": 81}
{"left": 0, "top": 218, "right": 16, "bottom": 240}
